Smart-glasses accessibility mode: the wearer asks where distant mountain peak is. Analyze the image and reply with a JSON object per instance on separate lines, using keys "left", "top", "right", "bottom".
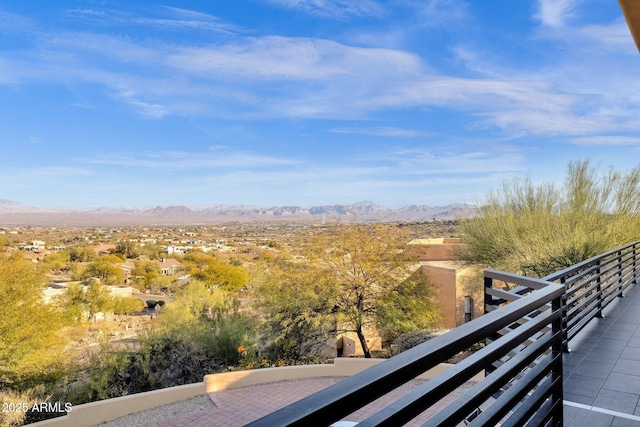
{"left": 144, "top": 205, "right": 195, "bottom": 216}
{"left": 0, "top": 201, "right": 478, "bottom": 226}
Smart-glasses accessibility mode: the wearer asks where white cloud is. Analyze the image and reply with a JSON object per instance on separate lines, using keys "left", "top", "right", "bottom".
{"left": 410, "top": 0, "right": 470, "bottom": 27}
{"left": 381, "top": 148, "right": 528, "bottom": 175}
{"left": 535, "top": 0, "right": 579, "bottom": 27}
{"left": 183, "top": 149, "right": 523, "bottom": 207}
{"left": 568, "top": 136, "right": 640, "bottom": 146}
{"left": 80, "top": 149, "right": 301, "bottom": 169}
{"left": 137, "top": 7, "right": 243, "bottom": 34}
{"left": 328, "top": 127, "right": 429, "bottom": 137}
{"left": 575, "top": 20, "right": 638, "bottom": 52}
{"left": 4, "top": 4, "right": 640, "bottom": 138}
{"left": 262, "top": 0, "right": 384, "bottom": 19}
{"left": 66, "top": 6, "right": 243, "bottom": 34}
{"left": 167, "top": 36, "right": 425, "bottom": 81}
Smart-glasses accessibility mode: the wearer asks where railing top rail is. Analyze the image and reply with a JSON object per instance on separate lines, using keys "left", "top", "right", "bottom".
{"left": 543, "top": 240, "right": 640, "bottom": 283}
{"left": 247, "top": 282, "right": 564, "bottom": 427}
{"left": 485, "top": 269, "right": 554, "bottom": 290}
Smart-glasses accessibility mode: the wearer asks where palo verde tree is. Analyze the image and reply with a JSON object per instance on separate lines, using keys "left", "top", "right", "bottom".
{"left": 182, "top": 252, "right": 249, "bottom": 292}
{"left": 304, "top": 223, "right": 441, "bottom": 358}
{"left": 252, "top": 254, "right": 338, "bottom": 361}
{"left": 460, "top": 159, "right": 640, "bottom": 277}
{"left": 153, "top": 280, "right": 254, "bottom": 367}
{"left": 114, "top": 240, "right": 136, "bottom": 258}
{"left": 83, "top": 258, "right": 124, "bottom": 285}
{"left": 56, "top": 280, "right": 116, "bottom": 323}
{"left": 0, "top": 252, "right": 66, "bottom": 390}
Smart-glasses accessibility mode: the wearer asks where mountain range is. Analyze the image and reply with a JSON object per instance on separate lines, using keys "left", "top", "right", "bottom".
{"left": 0, "top": 199, "right": 478, "bottom": 226}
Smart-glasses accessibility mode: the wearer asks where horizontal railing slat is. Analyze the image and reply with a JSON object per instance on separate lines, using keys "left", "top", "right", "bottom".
{"left": 358, "top": 309, "right": 560, "bottom": 426}
{"left": 249, "top": 282, "right": 564, "bottom": 427}
{"left": 423, "top": 330, "right": 560, "bottom": 427}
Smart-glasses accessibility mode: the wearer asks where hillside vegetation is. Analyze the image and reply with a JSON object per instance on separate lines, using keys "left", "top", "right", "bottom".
{"left": 460, "top": 159, "right": 640, "bottom": 277}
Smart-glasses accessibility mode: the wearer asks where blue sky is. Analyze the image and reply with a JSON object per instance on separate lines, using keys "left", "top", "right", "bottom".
{"left": 1, "top": 0, "right": 640, "bottom": 209}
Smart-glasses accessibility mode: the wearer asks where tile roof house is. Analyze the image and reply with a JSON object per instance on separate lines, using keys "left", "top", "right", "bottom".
{"left": 156, "top": 258, "right": 185, "bottom": 276}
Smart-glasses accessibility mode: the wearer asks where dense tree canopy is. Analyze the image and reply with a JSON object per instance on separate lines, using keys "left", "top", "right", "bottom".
{"left": 153, "top": 280, "right": 253, "bottom": 366}
{"left": 182, "top": 252, "right": 249, "bottom": 291}
{"left": 253, "top": 256, "right": 337, "bottom": 361}
{"left": 83, "top": 260, "right": 125, "bottom": 285}
{"left": 0, "top": 253, "right": 66, "bottom": 390}
{"left": 114, "top": 240, "right": 136, "bottom": 258}
{"left": 310, "top": 224, "right": 441, "bottom": 357}
{"left": 255, "top": 223, "right": 442, "bottom": 358}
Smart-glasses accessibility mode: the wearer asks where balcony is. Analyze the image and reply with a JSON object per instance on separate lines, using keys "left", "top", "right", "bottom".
{"left": 248, "top": 241, "right": 640, "bottom": 426}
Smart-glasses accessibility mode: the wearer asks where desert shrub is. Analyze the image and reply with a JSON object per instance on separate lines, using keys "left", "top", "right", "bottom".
{"left": 129, "top": 336, "right": 222, "bottom": 390}
{"left": 391, "top": 329, "right": 448, "bottom": 356}
{"left": 112, "top": 296, "right": 144, "bottom": 315}
{"left": 69, "top": 335, "right": 223, "bottom": 404}
{"left": 0, "top": 390, "right": 31, "bottom": 427}
{"left": 460, "top": 160, "right": 640, "bottom": 277}
{"left": 213, "top": 313, "right": 255, "bottom": 367}
{"left": 391, "top": 329, "right": 483, "bottom": 363}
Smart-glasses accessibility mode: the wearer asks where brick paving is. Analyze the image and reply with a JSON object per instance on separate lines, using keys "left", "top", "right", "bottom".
{"left": 146, "top": 377, "right": 471, "bottom": 427}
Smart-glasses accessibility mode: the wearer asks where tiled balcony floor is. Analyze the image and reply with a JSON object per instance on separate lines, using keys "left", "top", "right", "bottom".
{"left": 563, "top": 283, "right": 640, "bottom": 427}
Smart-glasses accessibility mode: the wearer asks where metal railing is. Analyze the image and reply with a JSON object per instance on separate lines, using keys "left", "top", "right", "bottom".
{"left": 248, "top": 274, "right": 564, "bottom": 427}
{"left": 486, "top": 240, "right": 639, "bottom": 351}
{"left": 248, "top": 242, "right": 639, "bottom": 426}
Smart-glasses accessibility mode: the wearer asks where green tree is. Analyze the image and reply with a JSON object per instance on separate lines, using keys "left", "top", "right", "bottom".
{"left": 460, "top": 160, "right": 640, "bottom": 277}
{"left": 57, "top": 282, "right": 88, "bottom": 324}
{"left": 137, "top": 243, "right": 165, "bottom": 260}
{"left": 0, "top": 253, "right": 66, "bottom": 390}
{"left": 131, "top": 260, "right": 162, "bottom": 291}
{"left": 114, "top": 240, "right": 136, "bottom": 258}
{"left": 155, "top": 280, "right": 254, "bottom": 367}
{"left": 309, "top": 223, "right": 440, "bottom": 358}
{"left": 69, "top": 246, "right": 97, "bottom": 262}
{"left": 182, "top": 252, "right": 249, "bottom": 292}
{"left": 38, "top": 250, "right": 70, "bottom": 274}
{"left": 84, "top": 280, "right": 114, "bottom": 316}
{"left": 57, "top": 281, "right": 115, "bottom": 321}
{"left": 112, "top": 296, "right": 145, "bottom": 315}
{"left": 84, "top": 260, "right": 124, "bottom": 285}
{"left": 254, "top": 224, "right": 441, "bottom": 359}
{"left": 252, "top": 256, "right": 337, "bottom": 361}
{"left": 194, "top": 258, "right": 249, "bottom": 291}
{"left": 376, "top": 270, "right": 444, "bottom": 342}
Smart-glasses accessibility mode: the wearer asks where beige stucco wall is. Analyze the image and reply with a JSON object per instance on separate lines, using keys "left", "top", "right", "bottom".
{"left": 30, "top": 382, "right": 204, "bottom": 427}
{"left": 420, "top": 263, "right": 483, "bottom": 328}
{"left": 203, "top": 357, "right": 482, "bottom": 393}
{"left": 420, "top": 264, "right": 457, "bottom": 328}
{"left": 405, "top": 238, "right": 465, "bottom": 261}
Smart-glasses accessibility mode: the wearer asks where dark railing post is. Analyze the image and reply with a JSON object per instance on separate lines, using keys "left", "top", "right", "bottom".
{"left": 560, "top": 276, "right": 569, "bottom": 353}
{"left": 484, "top": 274, "right": 495, "bottom": 376}
{"left": 484, "top": 274, "right": 493, "bottom": 315}
{"left": 464, "top": 295, "right": 473, "bottom": 322}
{"left": 551, "top": 290, "right": 564, "bottom": 425}
{"left": 596, "top": 259, "right": 604, "bottom": 318}
{"left": 634, "top": 243, "right": 638, "bottom": 284}
{"left": 618, "top": 250, "right": 624, "bottom": 297}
